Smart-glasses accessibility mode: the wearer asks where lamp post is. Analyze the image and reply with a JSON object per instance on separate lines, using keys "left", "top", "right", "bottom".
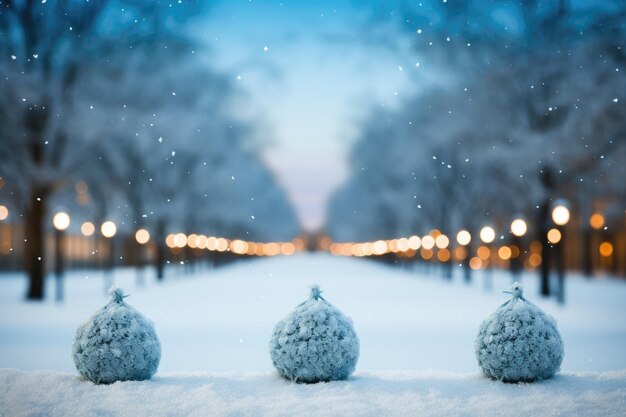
{"left": 551, "top": 201, "right": 570, "bottom": 304}
{"left": 587, "top": 211, "right": 605, "bottom": 276}
{"left": 510, "top": 217, "right": 527, "bottom": 279}
{"left": 479, "top": 225, "right": 495, "bottom": 290}
{"left": 101, "top": 221, "right": 117, "bottom": 293}
{"left": 0, "top": 205, "right": 8, "bottom": 270}
{"left": 456, "top": 230, "right": 472, "bottom": 283}
{"left": 135, "top": 228, "right": 150, "bottom": 286}
{"left": 52, "top": 211, "right": 70, "bottom": 302}
{"left": 81, "top": 221, "right": 95, "bottom": 269}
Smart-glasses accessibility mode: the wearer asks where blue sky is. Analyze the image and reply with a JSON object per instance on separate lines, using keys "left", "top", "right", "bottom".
{"left": 195, "top": 0, "right": 415, "bottom": 231}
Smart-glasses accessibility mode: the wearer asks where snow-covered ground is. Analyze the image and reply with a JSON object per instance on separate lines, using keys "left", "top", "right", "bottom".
{"left": 1, "top": 254, "right": 626, "bottom": 416}
{"left": 2, "top": 369, "right": 625, "bottom": 417}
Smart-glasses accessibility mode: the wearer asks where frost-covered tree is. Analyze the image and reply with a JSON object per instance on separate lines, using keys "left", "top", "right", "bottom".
{"left": 0, "top": 0, "right": 201, "bottom": 299}
{"left": 0, "top": 1, "right": 299, "bottom": 297}
{"left": 83, "top": 48, "right": 299, "bottom": 278}
{"left": 328, "top": 0, "right": 626, "bottom": 281}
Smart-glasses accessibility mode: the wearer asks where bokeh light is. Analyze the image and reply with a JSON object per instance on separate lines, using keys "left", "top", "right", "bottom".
{"left": 52, "top": 212, "right": 70, "bottom": 231}
{"left": 421, "top": 235, "right": 435, "bottom": 250}
{"left": 0, "top": 205, "right": 8, "bottom": 221}
{"left": 101, "top": 221, "right": 117, "bottom": 238}
{"left": 81, "top": 222, "right": 95, "bottom": 237}
{"left": 589, "top": 212, "right": 605, "bottom": 230}
{"left": 599, "top": 242, "right": 613, "bottom": 257}
{"left": 456, "top": 230, "right": 471, "bottom": 246}
{"left": 135, "top": 229, "right": 150, "bottom": 245}
{"left": 547, "top": 228, "right": 562, "bottom": 244}
{"left": 479, "top": 226, "right": 495, "bottom": 244}
{"left": 510, "top": 219, "right": 527, "bottom": 237}
{"left": 552, "top": 205, "right": 570, "bottom": 226}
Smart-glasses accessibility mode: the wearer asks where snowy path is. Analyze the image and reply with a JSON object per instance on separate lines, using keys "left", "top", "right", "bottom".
{"left": 2, "top": 254, "right": 626, "bottom": 416}
{"left": 1, "top": 369, "right": 625, "bottom": 417}
{"left": 1, "top": 254, "right": 625, "bottom": 373}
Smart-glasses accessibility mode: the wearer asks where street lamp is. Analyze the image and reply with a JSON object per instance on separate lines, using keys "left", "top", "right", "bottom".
{"left": 135, "top": 228, "right": 150, "bottom": 245}
{"left": 456, "top": 230, "right": 471, "bottom": 246}
{"left": 52, "top": 211, "right": 70, "bottom": 302}
{"left": 551, "top": 202, "right": 570, "bottom": 226}
{"left": 0, "top": 205, "right": 8, "bottom": 266}
{"left": 479, "top": 226, "right": 496, "bottom": 290}
{"left": 456, "top": 230, "right": 472, "bottom": 283}
{"left": 551, "top": 200, "right": 570, "bottom": 304}
{"left": 81, "top": 221, "right": 95, "bottom": 237}
{"left": 101, "top": 221, "right": 117, "bottom": 293}
{"left": 135, "top": 228, "right": 150, "bottom": 286}
{"left": 101, "top": 221, "right": 117, "bottom": 238}
{"left": 510, "top": 217, "right": 527, "bottom": 278}
{"left": 510, "top": 218, "right": 527, "bottom": 237}
{"left": 589, "top": 212, "right": 605, "bottom": 230}
{"left": 479, "top": 226, "right": 495, "bottom": 244}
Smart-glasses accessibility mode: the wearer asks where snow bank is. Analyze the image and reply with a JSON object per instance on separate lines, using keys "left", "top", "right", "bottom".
{"left": 1, "top": 369, "right": 625, "bottom": 417}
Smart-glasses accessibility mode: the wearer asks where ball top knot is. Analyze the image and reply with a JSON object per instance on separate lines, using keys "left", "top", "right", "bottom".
{"left": 108, "top": 287, "right": 128, "bottom": 304}
{"left": 502, "top": 282, "right": 524, "bottom": 299}
{"left": 309, "top": 284, "right": 323, "bottom": 301}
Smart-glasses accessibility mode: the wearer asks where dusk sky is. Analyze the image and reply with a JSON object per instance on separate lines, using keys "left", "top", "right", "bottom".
{"left": 198, "top": 0, "right": 417, "bottom": 231}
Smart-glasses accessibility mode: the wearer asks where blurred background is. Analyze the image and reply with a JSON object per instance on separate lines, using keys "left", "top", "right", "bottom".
{"left": 0, "top": 0, "right": 624, "bottom": 305}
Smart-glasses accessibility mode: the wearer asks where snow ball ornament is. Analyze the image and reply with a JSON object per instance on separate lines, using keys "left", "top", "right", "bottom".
{"left": 270, "top": 285, "right": 359, "bottom": 383}
{"left": 72, "top": 287, "right": 161, "bottom": 384}
{"left": 475, "top": 282, "right": 564, "bottom": 382}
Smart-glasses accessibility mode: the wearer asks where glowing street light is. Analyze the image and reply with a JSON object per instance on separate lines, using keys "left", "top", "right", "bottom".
{"left": 0, "top": 205, "right": 8, "bottom": 221}
{"left": 101, "top": 221, "right": 117, "bottom": 238}
{"left": 552, "top": 203, "right": 570, "bottom": 226}
{"left": 509, "top": 218, "right": 527, "bottom": 277}
{"left": 81, "top": 221, "right": 95, "bottom": 237}
{"left": 479, "top": 226, "right": 495, "bottom": 244}
{"left": 134, "top": 228, "right": 150, "bottom": 285}
{"left": 456, "top": 230, "right": 471, "bottom": 246}
{"left": 547, "top": 228, "right": 562, "bottom": 244}
{"left": 135, "top": 228, "right": 150, "bottom": 245}
{"left": 599, "top": 242, "right": 613, "bottom": 257}
{"left": 421, "top": 235, "right": 435, "bottom": 250}
{"left": 589, "top": 212, "right": 605, "bottom": 230}
{"left": 173, "top": 233, "right": 187, "bottom": 248}
{"left": 52, "top": 212, "right": 70, "bottom": 231}
{"left": 510, "top": 218, "right": 527, "bottom": 237}
{"left": 52, "top": 211, "right": 71, "bottom": 302}
{"left": 408, "top": 235, "right": 421, "bottom": 250}
{"left": 101, "top": 221, "right": 117, "bottom": 292}
{"left": 435, "top": 234, "right": 449, "bottom": 249}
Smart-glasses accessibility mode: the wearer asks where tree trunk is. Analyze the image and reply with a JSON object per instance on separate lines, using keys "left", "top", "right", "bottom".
{"left": 155, "top": 221, "right": 166, "bottom": 280}
{"left": 23, "top": 98, "right": 51, "bottom": 300}
{"left": 582, "top": 228, "right": 593, "bottom": 277}
{"left": 25, "top": 186, "right": 48, "bottom": 300}
{"left": 538, "top": 169, "right": 554, "bottom": 298}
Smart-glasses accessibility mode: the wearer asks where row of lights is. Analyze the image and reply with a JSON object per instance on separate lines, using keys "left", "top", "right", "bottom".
{"left": 52, "top": 212, "right": 118, "bottom": 239}
{"left": 164, "top": 233, "right": 306, "bottom": 256}
{"left": 1, "top": 206, "right": 615, "bottom": 260}
{"left": 323, "top": 205, "right": 573, "bottom": 263}
{"left": 51, "top": 212, "right": 306, "bottom": 257}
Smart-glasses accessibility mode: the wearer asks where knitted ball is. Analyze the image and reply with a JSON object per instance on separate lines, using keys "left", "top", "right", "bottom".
{"left": 72, "top": 287, "right": 161, "bottom": 384}
{"left": 270, "top": 285, "right": 359, "bottom": 383}
{"left": 475, "top": 282, "right": 564, "bottom": 382}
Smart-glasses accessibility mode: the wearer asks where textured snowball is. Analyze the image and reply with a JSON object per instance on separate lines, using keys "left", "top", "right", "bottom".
{"left": 475, "top": 282, "right": 564, "bottom": 382}
{"left": 270, "top": 285, "right": 359, "bottom": 383}
{"left": 72, "top": 287, "right": 161, "bottom": 384}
